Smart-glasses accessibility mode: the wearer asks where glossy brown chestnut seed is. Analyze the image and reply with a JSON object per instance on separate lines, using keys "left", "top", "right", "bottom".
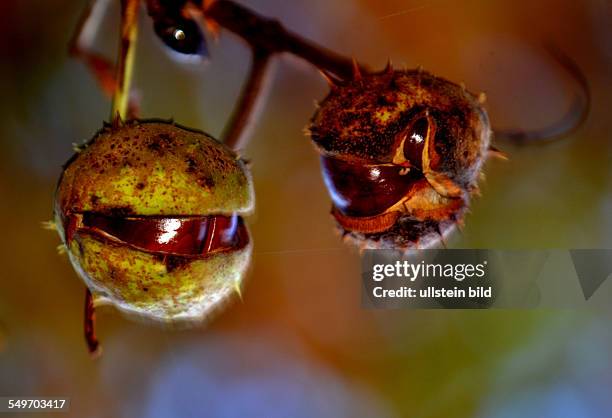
{"left": 402, "top": 115, "right": 429, "bottom": 170}
{"left": 55, "top": 120, "right": 254, "bottom": 322}
{"left": 320, "top": 156, "right": 419, "bottom": 217}
{"left": 79, "top": 213, "right": 249, "bottom": 257}
{"left": 309, "top": 67, "right": 491, "bottom": 250}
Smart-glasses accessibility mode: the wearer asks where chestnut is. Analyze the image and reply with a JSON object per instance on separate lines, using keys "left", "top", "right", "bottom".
{"left": 54, "top": 120, "right": 254, "bottom": 323}
{"left": 309, "top": 66, "right": 491, "bottom": 250}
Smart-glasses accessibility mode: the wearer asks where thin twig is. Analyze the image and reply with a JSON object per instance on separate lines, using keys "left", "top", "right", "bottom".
{"left": 494, "top": 44, "right": 591, "bottom": 143}
{"left": 84, "top": 288, "right": 101, "bottom": 357}
{"left": 223, "top": 50, "right": 272, "bottom": 150}
{"left": 111, "top": 0, "right": 139, "bottom": 122}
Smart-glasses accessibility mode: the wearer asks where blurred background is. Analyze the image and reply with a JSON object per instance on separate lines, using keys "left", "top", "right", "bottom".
{"left": 0, "top": 0, "right": 611, "bottom": 417}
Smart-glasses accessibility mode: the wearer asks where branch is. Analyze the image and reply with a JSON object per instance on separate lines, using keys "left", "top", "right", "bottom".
{"left": 204, "top": 0, "right": 362, "bottom": 80}
{"left": 222, "top": 50, "right": 272, "bottom": 150}
{"left": 204, "top": 2, "right": 590, "bottom": 146}
{"left": 111, "top": 0, "right": 139, "bottom": 122}
{"left": 197, "top": 0, "right": 365, "bottom": 150}
{"left": 494, "top": 44, "right": 591, "bottom": 143}
{"left": 84, "top": 288, "right": 101, "bottom": 358}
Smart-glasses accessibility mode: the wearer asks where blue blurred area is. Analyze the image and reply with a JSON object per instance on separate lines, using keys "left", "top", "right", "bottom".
{"left": 138, "top": 333, "right": 395, "bottom": 418}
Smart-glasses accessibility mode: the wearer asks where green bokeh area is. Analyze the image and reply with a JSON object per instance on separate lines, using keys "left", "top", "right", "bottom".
{"left": 0, "top": 0, "right": 610, "bottom": 417}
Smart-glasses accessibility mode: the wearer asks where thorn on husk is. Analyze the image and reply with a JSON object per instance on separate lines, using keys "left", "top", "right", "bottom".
{"left": 112, "top": 112, "right": 123, "bottom": 129}
{"left": 488, "top": 146, "right": 508, "bottom": 160}
{"left": 455, "top": 222, "right": 465, "bottom": 235}
{"left": 319, "top": 70, "right": 342, "bottom": 89}
{"left": 437, "top": 225, "right": 448, "bottom": 249}
{"left": 384, "top": 59, "right": 393, "bottom": 74}
{"left": 352, "top": 58, "right": 362, "bottom": 82}
{"left": 72, "top": 142, "right": 86, "bottom": 153}
{"left": 234, "top": 281, "right": 243, "bottom": 302}
{"left": 41, "top": 220, "right": 57, "bottom": 231}
{"left": 470, "top": 184, "right": 482, "bottom": 198}
{"left": 56, "top": 244, "right": 67, "bottom": 255}
{"left": 478, "top": 92, "right": 487, "bottom": 104}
